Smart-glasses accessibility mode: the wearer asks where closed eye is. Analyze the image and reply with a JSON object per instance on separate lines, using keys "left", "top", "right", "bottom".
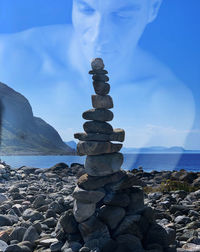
{"left": 77, "top": 2, "right": 95, "bottom": 14}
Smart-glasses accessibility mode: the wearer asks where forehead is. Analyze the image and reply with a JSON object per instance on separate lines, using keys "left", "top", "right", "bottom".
{"left": 74, "top": 0, "right": 148, "bottom": 11}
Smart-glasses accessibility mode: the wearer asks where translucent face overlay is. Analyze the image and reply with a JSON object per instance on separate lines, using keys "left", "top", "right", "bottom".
{"left": 72, "top": 0, "right": 152, "bottom": 66}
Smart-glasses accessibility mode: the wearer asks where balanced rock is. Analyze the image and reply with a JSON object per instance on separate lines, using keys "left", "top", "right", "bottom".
{"left": 92, "top": 74, "right": 109, "bottom": 82}
{"left": 72, "top": 186, "right": 105, "bottom": 204}
{"left": 73, "top": 200, "right": 96, "bottom": 223}
{"left": 85, "top": 153, "right": 123, "bottom": 176}
{"left": 103, "top": 192, "right": 130, "bottom": 207}
{"left": 74, "top": 128, "right": 125, "bottom": 142}
{"left": 82, "top": 109, "right": 113, "bottom": 122}
{"left": 77, "top": 171, "right": 126, "bottom": 190}
{"left": 92, "top": 95, "right": 113, "bottom": 109}
{"left": 83, "top": 121, "right": 113, "bottom": 134}
{"left": 78, "top": 216, "right": 110, "bottom": 243}
{"left": 91, "top": 58, "right": 104, "bottom": 70}
{"left": 77, "top": 141, "right": 122, "bottom": 156}
{"left": 93, "top": 81, "right": 110, "bottom": 96}
{"left": 98, "top": 205, "right": 126, "bottom": 230}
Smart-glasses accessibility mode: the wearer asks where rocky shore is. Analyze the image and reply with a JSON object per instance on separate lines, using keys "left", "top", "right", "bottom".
{"left": 0, "top": 160, "right": 200, "bottom": 252}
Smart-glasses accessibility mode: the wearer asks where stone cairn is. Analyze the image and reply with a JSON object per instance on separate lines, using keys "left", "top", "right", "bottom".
{"left": 68, "top": 58, "right": 175, "bottom": 252}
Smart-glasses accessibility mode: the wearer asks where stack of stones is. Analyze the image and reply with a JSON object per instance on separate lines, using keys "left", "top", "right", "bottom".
{"left": 70, "top": 58, "right": 175, "bottom": 252}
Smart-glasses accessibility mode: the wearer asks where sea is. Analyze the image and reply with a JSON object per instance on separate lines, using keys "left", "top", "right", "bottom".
{"left": 1, "top": 153, "right": 200, "bottom": 172}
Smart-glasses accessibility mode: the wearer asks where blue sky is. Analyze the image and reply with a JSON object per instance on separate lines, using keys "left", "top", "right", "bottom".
{"left": 0, "top": 0, "right": 200, "bottom": 149}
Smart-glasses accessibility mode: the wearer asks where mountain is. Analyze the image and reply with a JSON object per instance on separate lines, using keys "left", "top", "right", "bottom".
{"left": 0, "top": 82, "right": 75, "bottom": 155}
{"left": 65, "top": 141, "right": 77, "bottom": 150}
{"left": 122, "top": 146, "right": 186, "bottom": 153}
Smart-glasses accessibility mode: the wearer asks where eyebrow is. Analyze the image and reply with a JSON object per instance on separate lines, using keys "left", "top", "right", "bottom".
{"left": 75, "top": 0, "right": 92, "bottom": 7}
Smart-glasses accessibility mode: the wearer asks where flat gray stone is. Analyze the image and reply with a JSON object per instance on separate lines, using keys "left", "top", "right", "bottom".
{"left": 77, "top": 171, "right": 127, "bottom": 190}
{"left": 93, "top": 81, "right": 110, "bottom": 96}
{"left": 85, "top": 153, "right": 123, "bottom": 176}
{"left": 83, "top": 121, "right": 113, "bottom": 134}
{"left": 72, "top": 186, "right": 105, "bottom": 204}
{"left": 89, "top": 69, "right": 108, "bottom": 75}
{"left": 92, "top": 74, "right": 109, "bottom": 82}
{"left": 77, "top": 141, "right": 122, "bottom": 156}
{"left": 74, "top": 128, "right": 125, "bottom": 142}
{"left": 73, "top": 200, "right": 96, "bottom": 223}
{"left": 82, "top": 109, "right": 113, "bottom": 122}
{"left": 92, "top": 95, "right": 113, "bottom": 109}
{"left": 98, "top": 205, "right": 125, "bottom": 230}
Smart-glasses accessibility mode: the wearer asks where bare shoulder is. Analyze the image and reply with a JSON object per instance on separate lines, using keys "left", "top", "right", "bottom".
{"left": 0, "top": 24, "right": 73, "bottom": 51}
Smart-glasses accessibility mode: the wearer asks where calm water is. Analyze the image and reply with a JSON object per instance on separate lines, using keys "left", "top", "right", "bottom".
{"left": 1, "top": 153, "right": 200, "bottom": 172}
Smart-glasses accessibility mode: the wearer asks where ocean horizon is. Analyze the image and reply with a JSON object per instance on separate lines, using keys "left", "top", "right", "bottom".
{"left": 1, "top": 153, "right": 200, "bottom": 172}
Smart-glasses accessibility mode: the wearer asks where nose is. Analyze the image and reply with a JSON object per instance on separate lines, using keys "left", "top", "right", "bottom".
{"left": 92, "top": 14, "right": 110, "bottom": 50}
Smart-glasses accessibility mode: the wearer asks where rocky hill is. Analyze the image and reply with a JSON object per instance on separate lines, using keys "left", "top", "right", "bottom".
{"left": 0, "top": 82, "right": 75, "bottom": 155}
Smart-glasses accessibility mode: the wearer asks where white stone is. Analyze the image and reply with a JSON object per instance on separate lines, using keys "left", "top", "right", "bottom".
{"left": 0, "top": 240, "right": 8, "bottom": 251}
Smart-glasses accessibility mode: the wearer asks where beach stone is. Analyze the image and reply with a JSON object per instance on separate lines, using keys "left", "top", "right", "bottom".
{"left": 0, "top": 194, "right": 8, "bottom": 204}
{"left": 22, "top": 209, "right": 44, "bottom": 222}
{"left": 182, "top": 243, "right": 200, "bottom": 251}
{"left": 83, "top": 121, "right": 113, "bottom": 134}
{"left": 113, "top": 214, "right": 141, "bottom": 237}
{"left": 82, "top": 109, "right": 113, "bottom": 122}
{"left": 50, "top": 241, "right": 64, "bottom": 252}
{"left": 127, "top": 187, "right": 144, "bottom": 213}
{"left": 103, "top": 192, "right": 130, "bottom": 207}
{"left": 73, "top": 200, "right": 96, "bottom": 223}
{"left": 72, "top": 186, "right": 105, "bottom": 204}
{"left": 92, "top": 95, "right": 113, "bottom": 109}
{"left": 10, "top": 226, "right": 27, "bottom": 242}
{"left": 78, "top": 216, "right": 110, "bottom": 243}
{"left": 116, "top": 234, "right": 143, "bottom": 252}
{"left": 38, "top": 238, "right": 58, "bottom": 247}
{"left": 91, "top": 58, "right": 104, "bottom": 70}
{"left": 74, "top": 128, "right": 125, "bottom": 142}
{"left": 98, "top": 205, "right": 125, "bottom": 230}
{"left": 0, "top": 240, "right": 8, "bottom": 251}
{"left": 60, "top": 209, "right": 78, "bottom": 234}
{"left": 0, "top": 215, "right": 12, "bottom": 226}
{"left": 77, "top": 141, "right": 122, "bottom": 156}
{"left": 4, "top": 244, "right": 25, "bottom": 252}
{"left": 85, "top": 153, "right": 123, "bottom": 176}
{"left": 145, "top": 223, "right": 169, "bottom": 248}
{"left": 175, "top": 215, "right": 191, "bottom": 225}
{"left": 93, "top": 81, "right": 110, "bottom": 96}
{"left": 77, "top": 171, "right": 126, "bottom": 190}
{"left": 92, "top": 74, "right": 109, "bottom": 82}
{"left": 23, "top": 226, "right": 39, "bottom": 243}
{"left": 33, "top": 195, "right": 46, "bottom": 208}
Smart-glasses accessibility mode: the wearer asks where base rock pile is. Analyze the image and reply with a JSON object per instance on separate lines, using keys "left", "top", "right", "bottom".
{"left": 60, "top": 58, "right": 177, "bottom": 252}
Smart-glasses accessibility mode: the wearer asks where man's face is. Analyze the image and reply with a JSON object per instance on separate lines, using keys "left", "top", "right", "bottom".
{"left": 72, "top": 0, "right": 157, "bottom": 66}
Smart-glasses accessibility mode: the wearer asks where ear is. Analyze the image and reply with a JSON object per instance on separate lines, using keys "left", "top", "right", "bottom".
{"left": 148, "top": 0, "right": 162, "bottom": 23}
